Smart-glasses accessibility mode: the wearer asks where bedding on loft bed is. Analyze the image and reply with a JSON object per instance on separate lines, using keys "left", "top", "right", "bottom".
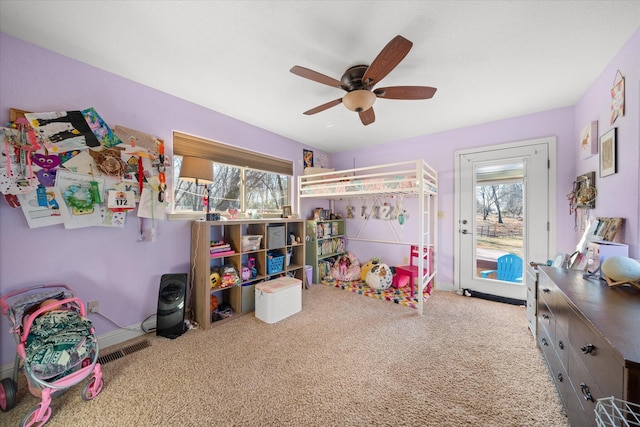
{"left": 299, "top": 160, "right": 437, "bottom": 199}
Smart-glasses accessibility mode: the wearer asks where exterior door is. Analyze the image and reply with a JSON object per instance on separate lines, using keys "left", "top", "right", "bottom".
{"left": 455, "top": 138, "right": 554, "bottom": 301}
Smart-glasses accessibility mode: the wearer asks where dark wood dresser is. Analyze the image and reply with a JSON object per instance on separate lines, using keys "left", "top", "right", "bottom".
{"left": 537, "top": 266, "right": 640, "bottom": 426}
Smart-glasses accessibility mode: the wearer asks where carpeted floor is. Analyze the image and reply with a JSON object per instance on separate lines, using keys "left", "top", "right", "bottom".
{"left": 1, "top": 285, "right": 568, "bottom": 426}
{"left": 321, "top": 279, "right": 429, "bottom": 309}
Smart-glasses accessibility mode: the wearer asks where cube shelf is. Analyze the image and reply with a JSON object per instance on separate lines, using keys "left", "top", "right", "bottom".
{"left": 190, "top": 218, "right": 305, "bottom": 329}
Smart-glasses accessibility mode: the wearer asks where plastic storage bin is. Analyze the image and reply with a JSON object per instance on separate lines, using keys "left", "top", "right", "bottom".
{"left": 255, "top": 277, "right": 302, "bottom": 323}
{"left": 267, "top": 253, "right": 285, "bottom": 274}
{"left": 242, "top": 235, "right": 263, "bottom": 252}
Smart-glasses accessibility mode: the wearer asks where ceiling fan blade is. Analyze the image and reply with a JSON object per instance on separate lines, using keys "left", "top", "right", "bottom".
{"left": 290, "top": 66, "right": 344, "bottom": 89}
{"left": 361, "top": 35, "right": 413, "bottom": 87}
{"left": 374, "top": 86, "right": 437, "bottom": 100}
{"left": 303, "top": 98, "right": 343, "bottom": 115}
{"left": 359, "top": 107, "right": 375, "bottom": 126}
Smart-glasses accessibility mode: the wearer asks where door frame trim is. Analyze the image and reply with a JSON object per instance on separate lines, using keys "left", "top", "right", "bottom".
{"left": 453, "top": 136, "right": 557, "bottom": 293}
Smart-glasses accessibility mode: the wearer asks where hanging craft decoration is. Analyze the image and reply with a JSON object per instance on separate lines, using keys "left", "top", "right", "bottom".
{"left": 82, "top": 107, "right": 122, "bottom": 149}
{"left": 17, "top": 187, "right": 66, "bottom": 229}
{"left": 610, "top": 70, "right": 624, "bottom": 125}
{"left": 24, "top": 111, "right": 100, "bottom": 153}
{"left": 380, "top": 202, "right": 391, "bottom": 220}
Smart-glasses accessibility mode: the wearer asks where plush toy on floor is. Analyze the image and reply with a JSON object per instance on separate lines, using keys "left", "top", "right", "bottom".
{"left": 360, "top": 257, "right": 381, "bottom": 281}
{"left": 329, "top": 251, "right": 361, "bottom": 281}
{"left": 366, "top": 263, "right": 393, "bottom": 290}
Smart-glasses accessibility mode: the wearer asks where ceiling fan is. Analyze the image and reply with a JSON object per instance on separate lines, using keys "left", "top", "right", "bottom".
{"left": 290, "top": 35, "right": 437, "bottom": 126}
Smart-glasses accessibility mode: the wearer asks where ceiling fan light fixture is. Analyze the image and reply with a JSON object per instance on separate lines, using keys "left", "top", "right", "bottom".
{"left": 343, "top": 90, "right": 376, "bottom": 112}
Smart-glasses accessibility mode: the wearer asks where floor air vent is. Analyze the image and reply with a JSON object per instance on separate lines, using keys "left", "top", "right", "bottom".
{"left": 98, "top": 339, "right": 151, "bottom": 365}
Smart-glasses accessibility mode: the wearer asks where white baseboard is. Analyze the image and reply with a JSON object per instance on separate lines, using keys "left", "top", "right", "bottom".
{"left": 434, "top": 282, "right": 455, "bottom": 293}
{"left": 1, "top": 321, "right": 152, "bottom": 380}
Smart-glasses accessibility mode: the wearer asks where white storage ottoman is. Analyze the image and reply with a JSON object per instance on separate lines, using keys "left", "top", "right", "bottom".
{"left": 255, "top": 277, "right": 301, "bottom": 323}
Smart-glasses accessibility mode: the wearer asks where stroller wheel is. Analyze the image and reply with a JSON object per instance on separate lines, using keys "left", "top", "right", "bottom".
{"left": 0, "top": 377, "right": 18, "bottom": 412}
{"left": 20, "top": 403, "right": 52, "bottom": 427}
{"left": 82, "top": 376, "right": 104, "bottom": 401}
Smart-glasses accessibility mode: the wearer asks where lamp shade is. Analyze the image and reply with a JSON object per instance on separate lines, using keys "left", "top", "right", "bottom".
{"left": 342, "top": 90, "right": 376, "bottom": 112}
{"left": 179, "top": 156, "right": 214, "bottom": 184}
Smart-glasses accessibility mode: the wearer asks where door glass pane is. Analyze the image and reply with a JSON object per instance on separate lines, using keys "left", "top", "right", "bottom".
{"left": 475, "top": 162, "right": 524, "bottom": 281}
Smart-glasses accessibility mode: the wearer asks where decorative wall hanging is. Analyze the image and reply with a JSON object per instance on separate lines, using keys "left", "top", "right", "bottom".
{"left": 599, "top": 128, "right": 617, "bottom": 177}
{"left": 610, "top": 70, "right": 624, "bottom": 125}
{"left": 579, "top": 121, "right": 598, "bottom": 159}
{"left": 24, "top": 111, "right": 99, "bottom": 153}
{"left": 303, "top": 149, "right": 314, "bottom": 168}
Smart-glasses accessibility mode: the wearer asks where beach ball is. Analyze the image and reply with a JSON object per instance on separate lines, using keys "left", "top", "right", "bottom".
{"left": 601, "top": 256, "right": 640, "bottom": 282}
{"left": 366, "top": 263, "right": 393, "bottom": 290}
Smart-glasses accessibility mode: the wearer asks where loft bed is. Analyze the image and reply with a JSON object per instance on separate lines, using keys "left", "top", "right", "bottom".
{"left": 297, "top": 159, "right": 437, "bottom": 315}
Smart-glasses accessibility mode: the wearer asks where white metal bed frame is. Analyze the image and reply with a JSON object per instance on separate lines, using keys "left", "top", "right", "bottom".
{"left": 297, "top": 159, "right": 437, "bottom": 315}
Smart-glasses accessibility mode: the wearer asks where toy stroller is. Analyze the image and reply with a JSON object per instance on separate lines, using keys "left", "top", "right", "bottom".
{"left": 0, "top": 284, "right": 104, "bottom": 426}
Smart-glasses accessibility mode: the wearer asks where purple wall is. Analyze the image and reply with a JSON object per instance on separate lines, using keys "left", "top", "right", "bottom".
{"left": 0, "top": 33, "right": 321, "bottom": 365}
{"left": 1, "top": 28, "right": 638, "bottom": 366}
{"left": 574, "top": 28, "right": 639, "bottom": 257}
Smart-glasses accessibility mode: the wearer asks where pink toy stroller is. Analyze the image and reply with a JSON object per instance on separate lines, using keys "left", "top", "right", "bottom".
{"left": 0, "top": 284, "right": 104, "bottom": 426}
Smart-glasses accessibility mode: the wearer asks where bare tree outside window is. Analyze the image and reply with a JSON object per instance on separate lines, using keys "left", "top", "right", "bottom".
{"left": 173, "top": 156, "right": 289, "bottom": 214}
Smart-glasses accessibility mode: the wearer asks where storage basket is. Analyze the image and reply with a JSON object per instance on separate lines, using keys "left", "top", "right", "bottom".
{"left": 267, "top": 254, "right": 285, "bottom": 274}
{"left": 242, "top": 235, "right": 263, "bottom": 252}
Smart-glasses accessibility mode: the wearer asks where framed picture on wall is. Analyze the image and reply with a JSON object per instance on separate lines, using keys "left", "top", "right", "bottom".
{"left": 303, "top": 149, "right": 314, "bottom": 169}
{"left": 599, "top": 128, "right": 617, "bottom": 177}
{"left": 579, "top": 120, "right": 598, "bottom": 159}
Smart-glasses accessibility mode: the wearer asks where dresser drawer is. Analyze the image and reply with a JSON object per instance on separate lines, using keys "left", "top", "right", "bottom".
{"left": 555, "top": 320, "right": 569, "bottom": 370}
{"left": 567, "top": 348, "right": 607, "bottom": 427}
{"left": 537, "top": 301, "right": 554, "bottom": 343}
{"left": 569, "top": 308, "right": 623, "bottom": 398}
{"left": 538, "top": 274, "right": 557, "bottom": 309}
{"left": 537, "top": 321, "right": 571, "bottom": 407}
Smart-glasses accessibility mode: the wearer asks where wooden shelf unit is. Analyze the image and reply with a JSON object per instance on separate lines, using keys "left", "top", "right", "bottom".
{"left": 190, "top": 218, "right": 305, "bottom": 329}
{"left": 304, "top": 219, "right": 346, "bottom": 284}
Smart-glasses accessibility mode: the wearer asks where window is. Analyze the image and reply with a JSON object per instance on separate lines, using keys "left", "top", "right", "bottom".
{"left": 172, "top": 132, "right": 292, "bottom": 215}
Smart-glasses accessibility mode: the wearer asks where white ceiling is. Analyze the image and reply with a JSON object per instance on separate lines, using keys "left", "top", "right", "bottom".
{"left": 1, "top": 1, "right": 638, "bottom": 153}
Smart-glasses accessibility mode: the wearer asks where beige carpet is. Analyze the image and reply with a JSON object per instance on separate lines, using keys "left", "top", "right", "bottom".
{"left": 3, "top": 285, "right": 568, "bottom": 426}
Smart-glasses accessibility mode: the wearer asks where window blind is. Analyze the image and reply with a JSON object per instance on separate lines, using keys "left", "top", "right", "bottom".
{"left": 173, "top": 131, "right": 293, "bottom": 176}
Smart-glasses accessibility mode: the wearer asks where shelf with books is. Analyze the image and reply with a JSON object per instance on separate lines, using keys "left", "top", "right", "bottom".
{"left": 304, "top": 219, "right": 346, "bottom": 284}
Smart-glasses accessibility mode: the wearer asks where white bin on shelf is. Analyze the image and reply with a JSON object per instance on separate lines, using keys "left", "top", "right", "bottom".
{"left": 255, "top": 277, "right": 301, "bottom": 324}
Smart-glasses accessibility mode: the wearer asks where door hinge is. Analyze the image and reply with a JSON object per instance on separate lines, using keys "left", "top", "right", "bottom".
{"left": 548, "top": 159, "right": 551, "bottom": 169}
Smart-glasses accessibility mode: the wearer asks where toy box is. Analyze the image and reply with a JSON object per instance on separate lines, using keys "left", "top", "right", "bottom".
{"left": 255, "top": 277, "right": 301, "bottom": 323}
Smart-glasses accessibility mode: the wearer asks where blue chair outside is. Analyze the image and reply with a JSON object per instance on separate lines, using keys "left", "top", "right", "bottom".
{"left": 480, "top": 254, "right": 523, "bottom": 283}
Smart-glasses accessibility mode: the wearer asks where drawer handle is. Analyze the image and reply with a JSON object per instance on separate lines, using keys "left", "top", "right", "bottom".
{"left": 558, "top": 340, "right": 564, "bottom": 350}
{"left": 580, "top": 383, "right": 594, "bottom": 402}
{"left": 541, "top": 338, "right": 548, "bottom": 346}
{"left": 542, "top": 288, "right": 550, "bottom": 293}
{"left": 557, "top": 372, "right": 563, "bottom": 382}
{"left": 581, "top": 344, "right": 595, "bottom": 354}
{"left": 542, "top": 314, "right": 549, "bottom": 320}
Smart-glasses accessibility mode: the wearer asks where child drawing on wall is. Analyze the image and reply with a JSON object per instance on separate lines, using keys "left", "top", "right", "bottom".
{"left": 46, "top": 191, "right": 60, "bottom": 216}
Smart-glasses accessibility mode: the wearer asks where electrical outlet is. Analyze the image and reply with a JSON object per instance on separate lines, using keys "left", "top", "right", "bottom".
{"left": 88, "top": 300, "right": 99, "bottom": 313}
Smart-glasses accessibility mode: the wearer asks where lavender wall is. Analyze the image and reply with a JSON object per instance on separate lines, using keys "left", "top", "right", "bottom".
{"left": 574, "top": 28, "right": 639, "bottom": 256}
{"left": 1, "top": 28, "right": 638, "bottom": 367}
{"left": 0, "top": 33, "right": 323, "bottom": 365}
